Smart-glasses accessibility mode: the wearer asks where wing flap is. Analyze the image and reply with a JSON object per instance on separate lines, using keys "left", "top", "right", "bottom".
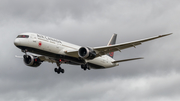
{"left": 38, "top": 56, "right": 56, "bottom": 63}
{"left": 64, "top": 50, "right": 79, "bottom": 57}
{"left": 95, "top": 42, "right": 142, "bottom": 56}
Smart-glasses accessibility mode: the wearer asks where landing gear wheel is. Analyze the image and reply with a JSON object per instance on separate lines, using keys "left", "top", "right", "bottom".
{"left": 54, "top": 68, "right": 60, "bottom": 74}
{"left": 57, "top": 71, "right": 60, "bottom": 74}
{"left": 55, "top": 62, "right": 65, "bottom": 74}
{"left": 54, "top": 67, "right": 65, "bottom": 74}
{"left": 61, "top": 69, "right": 65, "bottom": 73}
{"left": 81, "top": 65, "right": 87, "bottom": 71}
{"left": 54, "top": 68, "right": 58, "bottom": 72}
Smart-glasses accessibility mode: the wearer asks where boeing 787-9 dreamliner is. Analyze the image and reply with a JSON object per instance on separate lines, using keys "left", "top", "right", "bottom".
{"left": 14, "top": 33, "right": 172, "bottom": 74}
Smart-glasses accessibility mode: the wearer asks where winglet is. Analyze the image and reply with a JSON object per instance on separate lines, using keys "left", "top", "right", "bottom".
{"left": 159, "top": 33, "right": 173, "bottom": 37}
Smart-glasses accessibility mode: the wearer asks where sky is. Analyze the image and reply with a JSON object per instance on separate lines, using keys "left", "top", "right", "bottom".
{"left": 0, "top": 0, "right": 180, "bottom": 101}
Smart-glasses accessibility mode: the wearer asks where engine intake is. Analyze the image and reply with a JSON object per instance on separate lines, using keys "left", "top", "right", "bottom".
{"left": 23, "top": 55, "right": 42, "bottom": 67}
{"left": 78, "top": 47, "right": 96, "bottom": 59}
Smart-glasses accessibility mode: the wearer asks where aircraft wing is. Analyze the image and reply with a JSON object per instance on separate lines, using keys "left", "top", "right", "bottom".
{"left": 15, "top": 55, "right": 57, "bottom": 63}
{"left": 112, "top": 57, "right": 144, "bottom": 63}
{"left": 65, "top": 33, "right": 172, "bottom": 57}
{"left": 38, "top": 55, "right": 56, "bottom": 63}
{"left": 93, "top": 33, "right": 172, "bottom": 56}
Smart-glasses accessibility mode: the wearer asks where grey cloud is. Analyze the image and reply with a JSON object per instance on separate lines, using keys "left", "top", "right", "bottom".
{"left": 0, "top": 0, "right": 180, "bottom": 101}
{"left": 0, "top": 0, "right": 115, "bottom": 24}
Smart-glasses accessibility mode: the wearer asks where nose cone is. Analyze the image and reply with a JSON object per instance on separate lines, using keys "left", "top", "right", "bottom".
{"left": 14, "top": 38, "right": 20, "bottom": 46}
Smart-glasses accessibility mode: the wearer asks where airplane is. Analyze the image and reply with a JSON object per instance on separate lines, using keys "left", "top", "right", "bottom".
{"left": 14, "top": 32, "right": 172, "bottom": 74}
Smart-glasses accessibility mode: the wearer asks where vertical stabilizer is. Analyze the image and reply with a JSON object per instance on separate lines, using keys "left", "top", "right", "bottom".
{"left": 107, "top": 34, "right": 117, "bottom": 58}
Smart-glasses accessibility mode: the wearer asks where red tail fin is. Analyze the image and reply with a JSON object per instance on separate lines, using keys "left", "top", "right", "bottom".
{"left": 107, "top": 34, "right": 117, "bottom": 58}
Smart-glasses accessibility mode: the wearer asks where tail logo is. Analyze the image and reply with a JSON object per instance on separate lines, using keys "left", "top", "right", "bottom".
{"left": 109, "top": 52, "right": 114, "bottom": 57}
{"left": 107, "top": 34, "right": 117, "bottom": 58}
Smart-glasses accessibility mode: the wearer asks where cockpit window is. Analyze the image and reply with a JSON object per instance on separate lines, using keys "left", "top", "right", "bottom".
{"left": 17, "top": 35, "right": 29, "bottom": 38}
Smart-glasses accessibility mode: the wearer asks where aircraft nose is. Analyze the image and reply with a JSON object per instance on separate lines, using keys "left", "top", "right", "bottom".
{"left": 14, "top": 38, "right": 20, "bottom": 46}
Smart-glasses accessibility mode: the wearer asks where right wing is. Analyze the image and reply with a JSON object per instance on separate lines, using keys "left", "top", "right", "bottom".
{"left": 65, "top": 33, "right": 172, "bottom": 58}
{"left": 93, "top": 33, "right": 172, "bottom": 56}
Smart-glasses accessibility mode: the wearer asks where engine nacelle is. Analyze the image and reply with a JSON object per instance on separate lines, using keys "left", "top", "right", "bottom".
{"left": 78, "top": 47, "right": 96, "bottom": 59}
{"left": 23, "top": 55, "right": 42, "bottom": 67}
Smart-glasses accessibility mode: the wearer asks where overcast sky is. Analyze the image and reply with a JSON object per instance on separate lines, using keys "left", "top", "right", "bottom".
{"left": 0, "top": 0, "right": 180, "bottom": 101}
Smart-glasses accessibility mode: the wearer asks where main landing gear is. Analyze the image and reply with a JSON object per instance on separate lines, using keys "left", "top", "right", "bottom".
{"left": 54, "top": 62, "right": 65, "bottom": 74}
{"left": 81, "top": 64, "right": 90, "bottom": 71}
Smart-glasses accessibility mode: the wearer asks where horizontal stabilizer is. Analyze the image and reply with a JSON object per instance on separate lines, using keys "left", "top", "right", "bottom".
{"left": 112, "top": 57, "right": 144, "bottom": 63}
{"left": 15, "top": 55, "right": 23, "bottom": 59}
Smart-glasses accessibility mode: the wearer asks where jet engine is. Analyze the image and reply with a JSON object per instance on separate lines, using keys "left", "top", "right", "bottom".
{"left": 78, "top": 47, "right": 96, "bottom": 59}
{"left": 23, "top": 55, "right": 42, "bottom": 67}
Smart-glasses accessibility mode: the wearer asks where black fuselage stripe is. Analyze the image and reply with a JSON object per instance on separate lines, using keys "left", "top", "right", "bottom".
{"left": 16, "top": 45, "right": 105, "bottom": 69}
{"left": 16, "top": 46, "right": 85, "bottom": 65}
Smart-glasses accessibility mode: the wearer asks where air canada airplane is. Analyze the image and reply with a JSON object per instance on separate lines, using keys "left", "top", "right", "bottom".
{"left": 14, "top": 32, "right": 172, "bottom": 74}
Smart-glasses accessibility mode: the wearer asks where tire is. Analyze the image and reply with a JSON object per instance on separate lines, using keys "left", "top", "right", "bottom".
{"left": 57, "top": 71, "right": 60, "bottom": 74}
{"left": 54, "top": 68, "right": 58, "bottom": 72}
{"left": 61, "top": 69, "right": 65, "bottom": 73}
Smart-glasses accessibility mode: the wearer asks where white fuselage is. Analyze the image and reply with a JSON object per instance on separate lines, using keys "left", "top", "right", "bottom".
{"left": 14, "top": 32, "right": 118, "bottom": 69}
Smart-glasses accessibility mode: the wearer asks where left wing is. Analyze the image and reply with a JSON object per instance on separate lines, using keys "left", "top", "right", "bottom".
{"left": 65, "top": 33, "right": 172, "bottom": 57}
{"left": 15, "top": 55, "right": 57, "bottom": 63}
{"left": 38, "top": 55, "right": 56, "bottom": 63}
